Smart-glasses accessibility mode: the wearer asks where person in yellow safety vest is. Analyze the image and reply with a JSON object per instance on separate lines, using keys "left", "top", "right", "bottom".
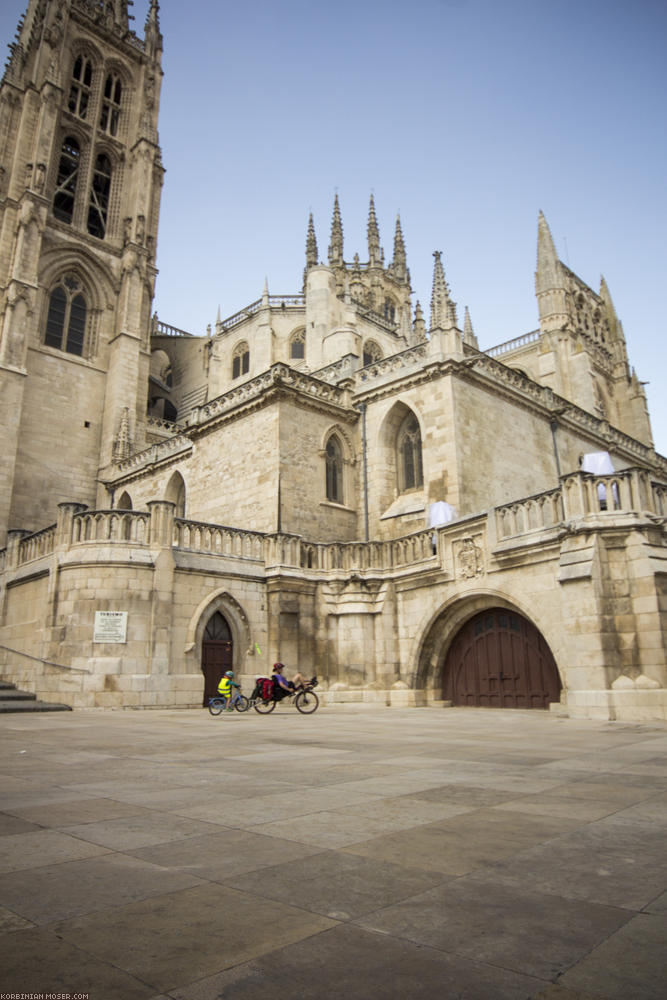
{"left": 217, "top": 670, "right": 240, "bottom": 711}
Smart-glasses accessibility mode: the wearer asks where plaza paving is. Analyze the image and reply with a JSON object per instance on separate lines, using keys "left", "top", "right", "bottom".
{"left": 0, "top": 703, "right": 665, "bottom": 1000}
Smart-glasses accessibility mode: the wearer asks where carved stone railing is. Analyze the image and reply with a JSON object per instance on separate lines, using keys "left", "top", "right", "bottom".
{"left": 311, "top": 355, "right": 359, "bottom": 385}
{"left": 111, "top": 434, "right": 192, "bottom": 477}
{"left": 495, "top": 489, "right": 564, "bottom": 541}
{"left": 17, "top": 524, "right": 57, "bottom": 565}
{"left": 358, "top": 344, "right": 428, "bottom": 384}
{"left": 71, "top": 510, "right": 151, "bottom": 545}
{"left": 174, "top": 519, "right": 265, "bottom": 560}
{"left": 146, "top": 416, "right": 184, "bottom": 435}
{"left": 486, "top": 330, "right": 540, "bottom": 358}
{"left": 296, "top": 529, "right": 435, "bottom": 572}
{"left": 561, "top": 468, "right": 655, "bottom": 518}
{"left": 153, "top": 319, "right": 196, "bottom": 338}
{"left": 215, "top": 295, "right": 305, "bottom": 334}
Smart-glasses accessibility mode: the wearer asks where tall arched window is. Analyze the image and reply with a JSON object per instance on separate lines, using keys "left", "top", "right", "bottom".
{"left": 290, "top": 328, "right": 305, "bottom": 361}
{"left": 325, "top": 435, "right": 344, "bottom": 504}
{"left": 397, "top": 414, "right": 423, "bottom": 492}
{"left": 53, "top": 137, "right": 81, "bottom": 224}
{"left": 44, "top": 276, "right": 87, "bottom": 356}
{"left": 100, "top": 73, "right": 122, "bottom": 137}
{"left": 232, "top": 342, "right": 250, "bottom": 379}
{"left": 68, "top": 56, "right": 93, "bottom": 119}
{"left": 363, "top": 340, "right": 383, "bottom": 367}
{"left": 87, "top": 153, "right": 112, "bottom": 239}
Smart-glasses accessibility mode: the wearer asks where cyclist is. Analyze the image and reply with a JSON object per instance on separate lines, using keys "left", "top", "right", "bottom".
{"left": 272, "top": 662, "right": 308, "bottom": 696}
{"left": 217, "top": 670, "right": 241, "bottom": 711}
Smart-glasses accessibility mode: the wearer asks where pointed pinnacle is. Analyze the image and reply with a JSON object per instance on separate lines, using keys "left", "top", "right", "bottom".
{"left": 368, "top": 194, "right": 380, "bottom": 264}
{"left": 328, "top": 194, "right": 343, "bottom": 265}
{"left": 306, "top": 213, "right": 318, "bottom": 269}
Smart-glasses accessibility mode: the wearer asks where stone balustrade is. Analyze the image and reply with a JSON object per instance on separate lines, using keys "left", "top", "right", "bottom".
{"left": 3, "top": 468, "right": 666, "bottom": 578}
{"left": 17, "top": 524, "right": 57, "bottom": 564}
{"left": 486, "top": 329, "right": 540, "bottom": 357}
{"left": 495, "top": 489, "right": 564, "bottom": 540}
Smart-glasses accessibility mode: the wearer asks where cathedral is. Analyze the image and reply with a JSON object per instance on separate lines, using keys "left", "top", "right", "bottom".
{"left": 1, "top": 1, "right": 666, "bottom": 719}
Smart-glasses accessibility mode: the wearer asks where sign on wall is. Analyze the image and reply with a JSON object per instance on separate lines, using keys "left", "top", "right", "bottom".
{"left": 93, "top": 611, "right": 128, "bottom": 644}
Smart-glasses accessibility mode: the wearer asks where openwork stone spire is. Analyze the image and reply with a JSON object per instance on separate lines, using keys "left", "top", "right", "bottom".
{"left": 144, "top": 1, "right": 162, "bottom": 60}
{"left": 113, "top": 407, "right": 132, "bottom": 462}
{"left": 413, "top": 301, "right": 427, "bottom": 343}
{"left": 430, "top": 251, "right": 457, "bottom": 331}
{"left": 328, "top": 194, "right": 343, "bottom": 265}
{"left": 367, "top": 194, "right": 381, "bottom": 265}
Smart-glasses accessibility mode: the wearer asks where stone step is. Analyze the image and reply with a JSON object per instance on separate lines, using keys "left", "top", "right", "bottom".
{"left": 0, "top": 678, "right": 72, "bottom": 713}
{"left": 0, "top": 699, "right": 71, "bottom": 713}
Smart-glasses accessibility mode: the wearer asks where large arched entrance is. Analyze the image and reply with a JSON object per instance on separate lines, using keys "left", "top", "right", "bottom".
{"left": 201, "top": 611, "right": 233, "bottom": 706}
{"left": 442, "top": 608, "right": 561, "bottom": 709}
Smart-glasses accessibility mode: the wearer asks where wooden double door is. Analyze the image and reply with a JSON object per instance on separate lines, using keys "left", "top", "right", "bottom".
{"left": 201, "top": 612, "right": 233, "bottom": 706}
{"left": 443, "top": 608, "right": 561, "bottom": 709}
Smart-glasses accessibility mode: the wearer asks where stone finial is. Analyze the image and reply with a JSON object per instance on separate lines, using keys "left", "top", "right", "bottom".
{"left": 413, "top": 300, "right": 427, "bottom": 343}
{"left": 392, "top": 214, "right": 407, "bottom": 282}
{"left": 328, "top": 194, "right": 343, "bottom": 265}
{"left": 305, "top": 212, "right": 318, "bottom": 269}
{"left": 463, "top": 306, "right": 478, "bottom": 348}
{"left": 113, "top": 407, "right": 132, "bottom": 462}
{"left": 367, "top": 194, "right": 381, "bottom": 265}
{"left": 535, "top": 210, "right": 561, "bottom": 290}
{"left": 430, "top": 251, "right": 458, "bottom": 331}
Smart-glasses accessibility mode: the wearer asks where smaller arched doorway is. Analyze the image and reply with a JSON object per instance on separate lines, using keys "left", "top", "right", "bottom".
{"left": 442, "top": 608, "right": 561, "bottom": 709}
{"left": 201, "top": 612, "right": 233, "bottom": 706}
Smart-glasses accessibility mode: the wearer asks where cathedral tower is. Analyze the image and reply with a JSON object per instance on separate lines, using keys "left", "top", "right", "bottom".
{"left": 0, "top": 0, "right": 164, "bottom": 541}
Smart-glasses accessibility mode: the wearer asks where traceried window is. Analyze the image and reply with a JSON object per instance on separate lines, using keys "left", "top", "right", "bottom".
{"left": 232, "top": 342, "right": 250, "bottom": 379}
{"left": 363, "top": 340, "right": 383, "bottom": 367}
{"left": 53, "top": 137, "right": 80, "bottom": 224}
{"left": 68, "top": 56, "right": 93, "bottom": 120}
{"left": 290, "top": 329, "right": 305, "bottom": 361}
{"left": 325, "top": 435, "right": 344, "bottom": 504}
{"left": 397, "top": 414, "right": 423, "bottom": 492}
{"left": 87, "top": 153, "right": 112, "bottom": 238}
{"left": 44, "top": 276, "right": 87, "bottom": 357}
{"left": 99, "top": 73, "right": 122, "bottom": 137}
{"left": 383, "top": 298, "right": 396, "bottom": 323}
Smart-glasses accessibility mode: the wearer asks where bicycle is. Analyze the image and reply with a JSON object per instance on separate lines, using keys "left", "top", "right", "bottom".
{"left": 208, "top": 689, "right": 249, "bottom": 715}
{"left": 253, "top": 677, "right": 319, "bottom": 715}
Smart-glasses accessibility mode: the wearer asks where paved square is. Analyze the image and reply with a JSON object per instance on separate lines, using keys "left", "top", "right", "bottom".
{"left": 0, "top": 705, "right": 665, "bottom": 998}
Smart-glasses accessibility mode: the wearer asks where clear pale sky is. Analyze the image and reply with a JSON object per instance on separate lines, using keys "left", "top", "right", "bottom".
{"left": 2, "top": 0, "right": 666, "bottom": 453}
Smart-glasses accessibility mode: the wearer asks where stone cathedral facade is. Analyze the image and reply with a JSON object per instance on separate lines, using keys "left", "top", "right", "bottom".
{"left": 1, "top": 1, "right": 666, "bottom": 719}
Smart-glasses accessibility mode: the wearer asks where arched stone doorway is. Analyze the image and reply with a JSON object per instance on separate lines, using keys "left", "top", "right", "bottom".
{"left": 201, "top": 611, "right": 233, "bottom": 706}
{"left": 442, "top": 608, "right": 561, "bottom": 709}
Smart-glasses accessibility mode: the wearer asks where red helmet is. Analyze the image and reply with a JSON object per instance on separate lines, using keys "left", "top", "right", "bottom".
{"left": 273, "top": 662, "right": 284, "bottom": 671}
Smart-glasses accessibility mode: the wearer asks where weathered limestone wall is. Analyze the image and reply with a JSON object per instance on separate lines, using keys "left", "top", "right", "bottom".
{"left": 9, "top": 349, "right": 106, "bottom": 532}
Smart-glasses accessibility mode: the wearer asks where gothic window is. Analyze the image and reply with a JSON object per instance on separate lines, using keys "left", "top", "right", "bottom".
{"left": 325, "top": 435, "right": 344, "bottom": 504}
{"left": 232, "top": 342, "right": 250, "bottom": 379}
{"left": 99, "top": 73, "right": 122, "bottom": 137}
{"left": 290, "top": 328, "right": 305, "bottom": 361}
{"left": 397, "top": 414, "right": 423, "bottom": 492}
{"left": 53, "top": 137, "right": 80, "bottom": 224}
{"left": 68, "top": 56, "right": 93, "bottom": 120}
{"left": 383, "top": 298, "right": 396, "bottom": 323}
{"left": 44, "top": 276, "right": 87, "bottom": 357}
{"left": 363, "top": 340, "right": 383, "bottom": 367}
{"left": 87, "top": 153, "right": 112, "bottom": 239}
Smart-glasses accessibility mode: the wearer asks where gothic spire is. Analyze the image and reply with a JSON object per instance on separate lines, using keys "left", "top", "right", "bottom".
{"left": 328, "top": 194, "right": 343, "bottom": 266}
{"left": 305, "top": 213, "right": 318, "bottom": 269}
{"left": 535, "top": 210, "right": 560, "bottom": 291}
{"left": 392, "top": 214, "right": 407, "bottom": 281}
{"left": 430, "top": 251, "right": 457, "bottom": 331}
{"left": 413, "top": 301, "right": 426, "bottom": 343}
{"left": 463, "top": 307, "right": 478, "bottom": 348}
{"left": 367, "top": 194, "right": 381, "bottom": 266}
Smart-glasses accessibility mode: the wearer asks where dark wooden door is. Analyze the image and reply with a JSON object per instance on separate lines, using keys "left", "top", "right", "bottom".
{"left": 443, "top": 609, "right": 561, "bottom": 709}
{"left": 201, "top": 612, "right": 233, "bottom": 706}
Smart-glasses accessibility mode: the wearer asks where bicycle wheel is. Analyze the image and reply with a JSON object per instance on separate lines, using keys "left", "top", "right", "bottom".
{"left": 208, "top": 698, "right": 225, "bottom": 716}
{"left": 295, "top": 691, "right": 319, "bottom": 714}
{"left": 254, "top": 698, "right": 276, "bottom": 714}
{"left": 234, "top": 694, "right": 249, "bottom": 713}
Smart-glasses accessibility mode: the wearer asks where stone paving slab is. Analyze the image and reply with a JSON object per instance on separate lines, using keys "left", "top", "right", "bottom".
{"left": 0, "top": 705, "right": 665, "bottom": 999}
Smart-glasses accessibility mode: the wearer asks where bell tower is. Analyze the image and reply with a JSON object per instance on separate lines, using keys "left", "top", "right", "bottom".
{"left": 0, "top": 0, "right": 164, "bottom": 542}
